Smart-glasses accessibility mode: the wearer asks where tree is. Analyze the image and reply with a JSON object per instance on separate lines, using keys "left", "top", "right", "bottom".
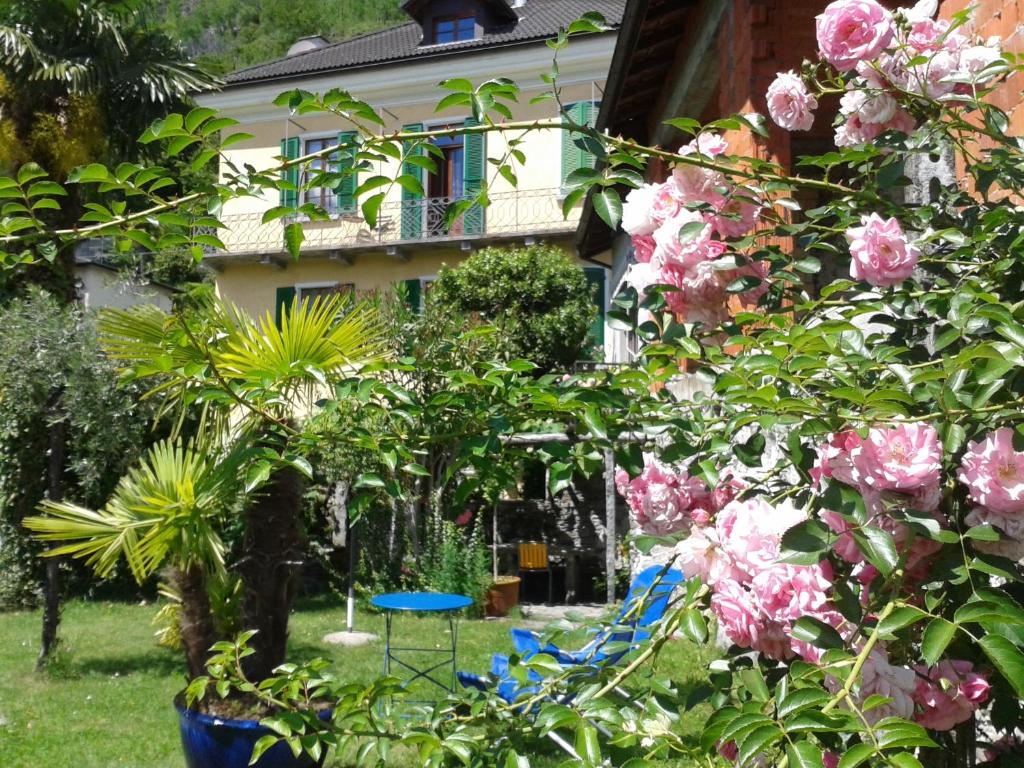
{"left": 429, "top": 244, "right": 598, "bottom": 372}
{"left": 26, "top": 292, "right": 387, "bottom": 680}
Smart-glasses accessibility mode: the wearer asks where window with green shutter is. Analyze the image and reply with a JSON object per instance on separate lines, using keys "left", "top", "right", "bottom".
{"left": 401, "top": 123, "right": 425, "bottom": 240}
{"left": 336, "top": 131, "right": 358, "bottom": 214}
{"left": 583, "top": 266, "right": 606, "bottom": 357}
{"left": 275, "top": 285, "right": 296, "bottom": 327}
{"left": 560, "top": 101, "right": 600, "bottom": 193}
{"left": 462, "top": 117, "right": 486, "bottom": 235}
{"left": 280, "top": 137, "right": 301, "bottom": 209}
{"left": 401, "top": 278, "right": 422, "bottom": 313}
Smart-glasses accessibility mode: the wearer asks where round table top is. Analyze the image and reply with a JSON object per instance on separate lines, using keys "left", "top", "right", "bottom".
{"left": 370, "top": 591, "right": 473, "bottom": 613}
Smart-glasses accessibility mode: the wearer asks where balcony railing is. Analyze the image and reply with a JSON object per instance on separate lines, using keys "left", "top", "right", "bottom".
{"left": 207, "top": 188, "right": 579, "bottom": 258}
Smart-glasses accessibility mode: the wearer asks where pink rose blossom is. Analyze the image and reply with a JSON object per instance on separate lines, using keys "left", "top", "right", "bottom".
{"left": 631, "top": 234, "right": 656, "bottom": 264}
{"left": 616, "top": 455, "right": 712, "bottom": 536}
{"left": 766, "top": 71, "right": 819, "bottom": 131}
{"left": 813, "top": 431, "right": 862, "bottom": 487}
{"left": 816, "top": 0, "right": 895, "bottom": 72}
{"left": 840, "top": 87, "right": 897, "bottom": 125}
{"left": 824, "top": 753, "right": 840, "bottom": 768}
{"left": 906, "top": 19, "right": 967, "bottom": 55}
{"left": 905, "top": 49, "right": 960, "bottom": 98}
{"left": 964, "top": 507, "right": 1024, "bottom": 561}
{"left": 621, "top": 183, "right": 659, "bottom": 236}
{"left": 652, "top": 209, "right": 711, "bottom": 270}
{"left": 958, "top": 428, "right": 1024, "bottom": 515}
{"left": 884, "top": 107, "right": 917, "bottom": 135}
{"left": 672, "top": 163, "right": 726, "bottom": 206}
{"left": 835, "top": 113, "right": 884, "bottom": 147}
{"left": 849, "top": 423, "right": 941, "bottom": 493}
{"left": 958, "top": 44, "right": 1002, "bottom": 83}
{"left": 855, "top": 646, "right": 918, "bottom": 723}
{"left": 683, "top": 132, "right": 729, "bottom": 158}
{"left": 914, "top": 660, "right": 989, "bottom": 731}
{"left": 751, "top": 561, "right": 833, "bottom": 622}
{"left": 846, "top": 213, "right": 920, "bottom": 287}
{"left": 649, "top": 181, "right": 683, "bottom": 224}
{"left": 662, "top": 261, "right": 731, "bottom": 325}
{"left": 710, "top": 188, "right": 761, "bottom": 239}
{"left": 454, "top": 510, "right": 473, "bottom": 526}
{"left": 623, "top": 261, "right": 661, "bottom": 296}
{"left": 711, "top": 579, "right": 793, "bottom": 660}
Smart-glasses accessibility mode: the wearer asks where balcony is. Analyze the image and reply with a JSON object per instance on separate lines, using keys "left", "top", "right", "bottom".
{"left": 205, "top": 188, "right": 579, "bottom": 262}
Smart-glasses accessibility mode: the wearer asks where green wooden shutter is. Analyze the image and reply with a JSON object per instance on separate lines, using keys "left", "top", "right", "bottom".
{"left": 401, "top": 123, "right": 424, "bottom": 240}
{"left": 280, "top": 137, "right": 301, "bottom": 209}
{"left": 560, "top": 102, "right": 600, "bottom": 192}
{"left": 463, "top": 117, "right": 486, "bottom": 236}
{"left": 584, "top": 267, "right": 606, "bottom": 356}
{"left": 402, "top": 278, "right": 422, "bottom": 313}
{"left": 275, "top": 285, "right": 296, "bottom": 327}
{"left": 336, "top": 131, "right": 358, "bottom": 213}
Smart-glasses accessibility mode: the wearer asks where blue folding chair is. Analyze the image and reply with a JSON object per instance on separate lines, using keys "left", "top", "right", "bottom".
{"left": 457, "top": 565, "right": 684, "bottom": 701}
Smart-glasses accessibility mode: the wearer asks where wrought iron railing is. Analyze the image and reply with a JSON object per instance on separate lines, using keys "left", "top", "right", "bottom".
{"left": 207, "top": 188, "right": 580, "bottom": 258}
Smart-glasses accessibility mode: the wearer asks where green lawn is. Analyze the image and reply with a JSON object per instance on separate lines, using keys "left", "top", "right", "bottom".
{"left": 0, "top": 598, "right": 715, "bottom": 767}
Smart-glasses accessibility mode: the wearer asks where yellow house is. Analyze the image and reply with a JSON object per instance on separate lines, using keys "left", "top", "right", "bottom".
{"left": 196, "top": 0, "right": 623, "bottom": 352}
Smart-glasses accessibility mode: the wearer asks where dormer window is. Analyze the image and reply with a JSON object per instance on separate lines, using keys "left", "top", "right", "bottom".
{"left": 433, "top": 14, "right": 476, "bottom": 43}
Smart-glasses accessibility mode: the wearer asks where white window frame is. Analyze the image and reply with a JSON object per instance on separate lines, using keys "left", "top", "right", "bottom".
{"left": 295, "top": 281, "right": 351, "bottom": 304}
{"left": 299, "top": 130, "right": 343, "bottom": 218}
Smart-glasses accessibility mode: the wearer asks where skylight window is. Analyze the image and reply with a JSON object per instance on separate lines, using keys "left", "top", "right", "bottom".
{"left": 433, "top": 15, "right": 475, "bottom": 44}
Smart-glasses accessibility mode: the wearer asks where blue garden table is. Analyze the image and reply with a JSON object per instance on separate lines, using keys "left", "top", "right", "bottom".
{"left": 370, "top": 592, "right": 473, "bottom": 696}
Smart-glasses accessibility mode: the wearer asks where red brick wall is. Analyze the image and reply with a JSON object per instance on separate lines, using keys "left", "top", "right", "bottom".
{"left": 939, "top": 0, "right": 1024, "bottom": 135}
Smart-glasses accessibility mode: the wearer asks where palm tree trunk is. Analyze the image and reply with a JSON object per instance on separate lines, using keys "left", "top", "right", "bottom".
{"left": 173, "top": 565, "right": 217, "bottom": 680}
{"left": 37, "top": 396, "right": 66, "bottom": 668}
{"left": 239, "top": 465, "right": 304, "bottom": 682}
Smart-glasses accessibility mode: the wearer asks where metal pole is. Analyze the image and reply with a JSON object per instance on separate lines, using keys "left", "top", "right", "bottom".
{"left": 492, "top": 502, "right": 499, "bottom": 581}
{"left": 346, "top": 517, "right": 356, "bottom": 633}
{"left": 604, "top": 448, "right": 616, "bottom": 604}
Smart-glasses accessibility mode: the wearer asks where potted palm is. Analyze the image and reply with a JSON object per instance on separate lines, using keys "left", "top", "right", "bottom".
{"left": 25, "top": 292, "right": 385, "bottom": 768}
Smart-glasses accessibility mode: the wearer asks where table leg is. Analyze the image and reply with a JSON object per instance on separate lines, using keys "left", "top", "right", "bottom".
{"left": 448, "top": 611, "right": 458, "bottom": 692}
{"left": 382, "top": 610, "right": 393, "bottom": 676}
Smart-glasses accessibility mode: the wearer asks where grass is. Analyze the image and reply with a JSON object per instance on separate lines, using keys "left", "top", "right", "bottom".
{"left": 0, "top": 597, "right": 716, "bottom": 767}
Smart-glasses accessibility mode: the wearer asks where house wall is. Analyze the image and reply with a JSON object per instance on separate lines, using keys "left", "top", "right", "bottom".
{"left": 76, "top": 265, "right": 175, "bottom": 312}
{"left": 198, "top": 34, "right": 615, "bottom": 320}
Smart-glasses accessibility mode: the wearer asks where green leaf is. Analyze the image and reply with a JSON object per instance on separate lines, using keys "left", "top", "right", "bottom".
{"left": 876, "top": 605, "right": 927, "bottom": 636}
{"left": 791, "top": 616, "right": 845, "bottom": 650}
{"left": 777, "top": 687, "right": 830, "bottom": 719}
{"left": 574, "top": 723, "right": 600, "bottom": 765}
{"left": 681, "top": 608, "right": 708, "bottom": 644}
{"left": 921, "top": 618, "right": 957, "bottom": 665}
{"left": 837, "top": 743, "right": 874, "bottom": 768}
{"left": 980, "top": 635, "right": 1024, "bottom": 697}
{"left": 593, "top": 188, "right": 622, "bottom": 230}
{"left": 852, "top": 526, "right": 898, "bottom": 576}
{"left": 738, "top": 725, "right": 781, "bottom": 765}
{"left": 785, "top": 742, "right": 823, "bottom": 768}
{"left": 283, "top": 222, "right": 304, "bottom": 260}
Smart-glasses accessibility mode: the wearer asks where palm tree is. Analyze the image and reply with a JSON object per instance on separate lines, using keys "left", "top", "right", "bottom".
{"left": 0, "top": 0, "right": 219, "bottom": 295}
{"left": 26, "top": 292, "right": 387, "bottom": 681}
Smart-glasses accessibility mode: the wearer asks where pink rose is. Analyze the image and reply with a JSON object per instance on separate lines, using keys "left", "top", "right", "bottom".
{"left": 652, "top": 209, "right": 711, "bottom": 269}
{"left": 766, "top": 71, "right": 819, "bottom": 131}
{"left": 621, "top": 183, "right": 659, "bottom": 236}
{"left": 454, "top": 510, "right": 473, "bottom": 526}
{"left": 824, "top": 753, "right": 840, "bottom": 768}
{"left": 813, "top": 431, "right": 862, "bottom": 487}
{"left": 855, "top": 646, "right": 917, "bottom": 723}
{"left": 631, "top": 234, "right": 656, "bottom": 264}
{"left": 906, "top": 19, "right": 967, "bottom": 55}
{"left": 710, "top": 187, "right": 761, "bottom": 239}
{"left": 840, "top": 87, "right": 897, "bottom": 125}
{"left": 816, "top": 0, "right": 895, "bottom": 72}
{"left": 964, "top": 507, "right": 1024, "bottom": 561}
{"left": 958, "top": 44, "right": 1002, "bottom": 83}
{"left": 849, "top": 423, "right": 941, "bottom": 493}
{"left": 958, "top": 428, "right": 1024, "bottom": 515}
{"left": 914, "top": 661, "right": 989, "bottom": 731}
{"left": 671, "top": 163, "right": 726, "bottom": 207}
{"left": 904, "top": 49, "right": 959, "bottom": 98}
{"left": 616, "top": 455, "right": 712, "bottom": 536}
{"left": 683, "top": 132, "right": 729, "bottom": 158}
{"left": 846, "top": 213, "right": 920, "bottom": 287}
{"left": 751, "top": 561, "right": 833, "bottom": 622}
{"left": 623, "top": 261, "right": 662, "bottom": 296}
{"left": 650, "top": 181, "right": 683, "bottom": 224}
{"left": 711, "top": 579, "right": 793, "bottom": 660}
{"left": 835, "top": 113, "right": 884, "bottom": 147}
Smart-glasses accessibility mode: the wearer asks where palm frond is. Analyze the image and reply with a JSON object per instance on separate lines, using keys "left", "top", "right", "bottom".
{"left": 24, "top": 438, "right": 243, "bottom": 583}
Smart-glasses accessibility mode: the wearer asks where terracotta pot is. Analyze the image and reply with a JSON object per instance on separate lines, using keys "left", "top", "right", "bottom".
{"left": 484, "top": 576, "right": 521, "bottom": 617}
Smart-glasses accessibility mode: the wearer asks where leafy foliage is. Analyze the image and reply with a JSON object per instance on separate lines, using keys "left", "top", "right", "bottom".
{"left": 429, "top": 244, "right": 598, "bottom": 372}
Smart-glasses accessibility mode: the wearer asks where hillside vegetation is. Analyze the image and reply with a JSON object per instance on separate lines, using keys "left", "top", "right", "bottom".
{"left": 156, "top": 0, "right": 408, "bottom": 74}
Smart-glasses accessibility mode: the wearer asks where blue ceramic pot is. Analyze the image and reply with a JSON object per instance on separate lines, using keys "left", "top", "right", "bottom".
{"left": 176, "top": 701, "right": 327, "bottom": 768}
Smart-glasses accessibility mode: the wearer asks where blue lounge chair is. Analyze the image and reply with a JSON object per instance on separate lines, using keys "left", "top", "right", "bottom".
{"left": 457, "top": 564, "right": 684, "bottom": 702}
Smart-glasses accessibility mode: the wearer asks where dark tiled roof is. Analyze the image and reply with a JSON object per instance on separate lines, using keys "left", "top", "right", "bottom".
{"left": 225, "top": 0, "right": 625, "bottom": 86}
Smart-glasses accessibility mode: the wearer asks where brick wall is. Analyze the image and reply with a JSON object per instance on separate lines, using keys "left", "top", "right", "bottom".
{"left": 940, "top": 0, "right": 1024, "bottom": 135}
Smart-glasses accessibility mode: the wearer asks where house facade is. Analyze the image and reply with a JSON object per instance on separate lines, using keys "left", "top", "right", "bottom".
{"left": 197, "top": 0, "right": 624, "bottom": 348}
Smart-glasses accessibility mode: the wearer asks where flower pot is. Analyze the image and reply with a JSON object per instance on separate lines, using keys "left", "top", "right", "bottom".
{"left": 485, "top": 575, "right": 521, "bottom": 617}
{"left": 176, "top": 699, "right": 328, "bottom": 768}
